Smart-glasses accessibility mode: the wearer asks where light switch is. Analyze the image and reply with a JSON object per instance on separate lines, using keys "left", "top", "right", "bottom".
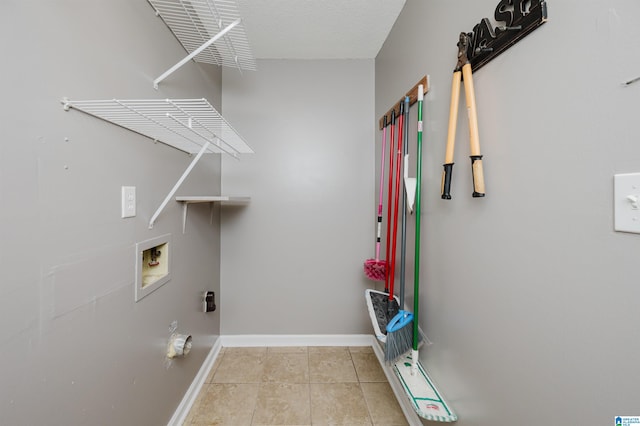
{"left": 614, "top": 173, "right": 640, "bottom": 233}
{"left": 121, "top": 186, "right": 136, "bottom": 218}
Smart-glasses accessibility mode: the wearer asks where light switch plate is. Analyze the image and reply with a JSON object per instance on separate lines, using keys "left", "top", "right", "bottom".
{"left": 121, "top": 186, "right": 136, "bottom": 218}
{"left": 614, "top": 173, "right": 640, "bottom": 233}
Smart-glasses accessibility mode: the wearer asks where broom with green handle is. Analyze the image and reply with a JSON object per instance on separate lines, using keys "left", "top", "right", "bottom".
{"left": 411, "top": 84, "right": 425, "bottom": 375}
{"left": 390, "top": 84, "right": 457, "bottom": 422}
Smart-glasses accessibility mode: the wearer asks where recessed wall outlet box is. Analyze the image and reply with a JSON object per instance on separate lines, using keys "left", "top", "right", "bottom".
{"left": 203, "top": 291, "right": 216, "bottom": 312}
{"left": 121, "top": 186, "right": 136, "bottom": 218}
{"left": 614, "top": 173, "right": 640, "bottom": 234}
{"left": 135, "top": 234, "right": 171, "bottom": 301}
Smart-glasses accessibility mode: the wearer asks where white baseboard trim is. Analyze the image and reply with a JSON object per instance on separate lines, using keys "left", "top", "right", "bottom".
{"left": 221, "top": 334, "right": 373, "bottom": 347}
{"left": 168, "top": 334, "right": 421, "bottom": 426}
{"left": 166, "top": 338, "right": 223, "bottom": 426}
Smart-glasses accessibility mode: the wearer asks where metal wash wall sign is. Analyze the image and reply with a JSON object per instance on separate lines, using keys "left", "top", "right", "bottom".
{"left": 466, "top": 0, "right": 548, "bottom": 72}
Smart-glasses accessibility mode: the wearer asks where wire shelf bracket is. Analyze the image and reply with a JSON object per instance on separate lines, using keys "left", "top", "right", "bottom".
{"left": 149, "top": 0, "right": 256, "bottom": 89}
{"left": 61, "top": 97, "right": 253, "bottom": 228}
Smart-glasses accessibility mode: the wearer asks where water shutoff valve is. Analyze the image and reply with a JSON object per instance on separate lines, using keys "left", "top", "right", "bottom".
{"left": 203, "top": 291, "right": 216, "bottom": 313}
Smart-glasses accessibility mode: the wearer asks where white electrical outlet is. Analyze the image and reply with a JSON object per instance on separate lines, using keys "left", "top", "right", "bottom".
{"left": 121, "top": 186, "right": 136, "bottom": 218}
{"left": 614, "top": 173, "right": 640, "bottom": 233}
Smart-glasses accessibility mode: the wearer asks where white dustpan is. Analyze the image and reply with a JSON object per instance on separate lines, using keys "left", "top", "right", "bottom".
{"left": 365, "top": 289, "right": 400, "bottom": 344}
{"left": 404, "top": 153, "right": 416, "bottom": 213}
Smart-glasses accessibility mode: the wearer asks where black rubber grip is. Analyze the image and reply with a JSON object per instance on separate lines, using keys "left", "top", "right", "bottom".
{"left": 441, "top": 163, "right": 454, "bottom": 199}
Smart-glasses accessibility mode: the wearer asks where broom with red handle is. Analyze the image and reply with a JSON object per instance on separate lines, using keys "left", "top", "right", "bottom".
{"left": 384, "top": 110, "right": 396, "bottom": 291}
{"left": 364, "top": 110, "right": 399, "bottom": 343}
{"left": 387, "top": 102, "right": 404, "bottom": 315}
{"left": 364, "top": 115, "right": 388, "bottom": 281}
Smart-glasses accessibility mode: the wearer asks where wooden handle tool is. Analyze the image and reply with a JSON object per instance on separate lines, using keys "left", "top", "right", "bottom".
{"left": 441, "top": 70, "right": 461, "bottom": 199}
{"left": 461, "top": 63, "right": 485, "bottom": 197}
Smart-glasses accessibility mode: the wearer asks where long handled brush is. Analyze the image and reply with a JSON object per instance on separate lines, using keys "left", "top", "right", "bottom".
{"left": 386, "top": 102, "right": 404, "bottom": 320}
{"left": 365, "top": 111, "right": 399, "bottom": 342}
{"left": 364, "top": 116, "right": 388, "bottom": 281}
{"left": 386, "top": 90, "right": 426, "bottom": 363}
{"left": 384, "top": 110, "right": 396, "bottom": 295}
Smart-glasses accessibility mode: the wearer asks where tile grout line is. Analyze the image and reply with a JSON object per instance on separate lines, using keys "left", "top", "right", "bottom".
{"left": 187, "top": 346, "right": 405, "bottom": 426}
{"left": 255, "top": 348, "right": 270, "bottom": 425}
{"left": 307, "top": 347, "right": 313, "bottom": 425}
{"left": 349, "top": 347, "right": 375, "bottom": 426}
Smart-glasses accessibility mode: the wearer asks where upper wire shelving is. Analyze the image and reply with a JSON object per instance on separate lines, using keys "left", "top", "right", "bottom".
{"left": 61, "top": 0, "right": 256, "bottom": 229}
{"left": 62, "top": 97, "right": 253, "bottom": 228}
{"left": 149, "top": 0, "right": 256, "bottom": 88}
{"left": 61, "top": 98, "right": 252, "bottom": 157}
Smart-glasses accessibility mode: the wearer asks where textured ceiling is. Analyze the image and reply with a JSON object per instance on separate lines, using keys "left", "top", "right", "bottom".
{"left": 236, "top": 0, "right": 406, "bottom": 59}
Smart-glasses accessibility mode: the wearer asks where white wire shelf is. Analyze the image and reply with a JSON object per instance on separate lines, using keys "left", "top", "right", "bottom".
{"left": 62, "top": 97, "right": 253, "bottom": 228}
{"left": 62, "top": 98, "right": 253, "bottom": 157}
{"left": 149, "top": 0, "right": 256, "bottom": 87}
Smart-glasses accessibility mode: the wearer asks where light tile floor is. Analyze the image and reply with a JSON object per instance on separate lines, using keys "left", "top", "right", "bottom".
{"left": 183, "top": 346, "right": 408, "bottom": 425}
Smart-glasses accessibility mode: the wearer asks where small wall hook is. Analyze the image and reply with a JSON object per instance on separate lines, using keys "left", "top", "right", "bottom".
{"left": 623, "top": 76, "right": 640, "bottom": 86}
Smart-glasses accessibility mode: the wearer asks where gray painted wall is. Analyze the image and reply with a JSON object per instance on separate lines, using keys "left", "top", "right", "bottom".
{"left": 1, "top": 1, "right": 227, "bottom": 424}
{"left": 220, "top": 60, "right": 375, "bottom": 335}
{"left": 5, "top": 1, "right": 639, "bottom": 424}
{"left": 376, "top": 1, "right": 640, "bottom": 425}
